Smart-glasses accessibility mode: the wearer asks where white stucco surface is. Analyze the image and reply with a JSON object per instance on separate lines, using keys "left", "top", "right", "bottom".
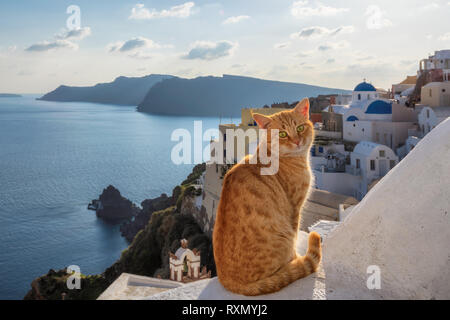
{"left": 324, "top": 117, "right": 450, "bottom": 299}
{"left": 97, "top": 273, "right": 183, "bottom": 300}
{"left": 143, "top": 119, "right": 450, "bottom": 300}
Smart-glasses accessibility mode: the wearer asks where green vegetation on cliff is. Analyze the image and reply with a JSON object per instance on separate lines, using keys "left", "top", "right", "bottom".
{"left": 25, "top": 164, "right": 213, "bottom": 300}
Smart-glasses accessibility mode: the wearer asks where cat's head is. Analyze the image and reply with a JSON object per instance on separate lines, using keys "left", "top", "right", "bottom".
{"left": 252, "top": 98, "right": 314, "bottom": 157}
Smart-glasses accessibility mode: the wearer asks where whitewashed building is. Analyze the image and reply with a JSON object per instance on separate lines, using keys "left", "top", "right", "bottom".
{"left": 420, "top": 82, "right": 450, "bottom": 107}
{"left": 342, "top": 81, "right": 416, "bottom": 151}
{"left": 169, "top": 239, "right": 202, "bottom": 282}
{"left": 419, "top": 49, "right": 450, "bottom": 78}
{"left": 314, "top": 141, "right": 398, "bottom": 200}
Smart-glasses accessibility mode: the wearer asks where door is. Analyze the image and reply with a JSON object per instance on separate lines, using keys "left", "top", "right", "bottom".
{"left": 379, "top": 159, "right": 388, "bottom": 176}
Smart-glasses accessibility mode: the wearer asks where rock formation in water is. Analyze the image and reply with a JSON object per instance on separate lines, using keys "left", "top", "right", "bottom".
{"left": 25, "top": 164, "right": 211, "bottom": 300}
{"left": 94, "top": 185, "right": 139, "bottom": 222}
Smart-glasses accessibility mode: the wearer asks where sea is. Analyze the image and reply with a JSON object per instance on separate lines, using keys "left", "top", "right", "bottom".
{"left": 0, "top": 95, "right": 221, "bottom": 299}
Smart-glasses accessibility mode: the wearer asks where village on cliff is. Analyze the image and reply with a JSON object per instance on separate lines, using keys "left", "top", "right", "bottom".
{"left": 97, "top": 50, "right": 450, "bottom": 300}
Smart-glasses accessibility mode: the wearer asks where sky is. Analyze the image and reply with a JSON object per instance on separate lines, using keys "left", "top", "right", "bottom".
{"left": 0, "top": 0, "right": 449, "bottom": 93}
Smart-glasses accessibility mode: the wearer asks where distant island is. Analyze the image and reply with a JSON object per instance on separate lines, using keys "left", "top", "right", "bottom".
{"left": 0, "top": 93, "right": 22, "bottom": 98}
{"left": 39, "top": 73, "right": 350, "bottom": 117}
{"left": 38, "top": 74, "right": 173, "bottom": 106}
{"left": 138, "top": 74, "right": 350, "bottom": 117}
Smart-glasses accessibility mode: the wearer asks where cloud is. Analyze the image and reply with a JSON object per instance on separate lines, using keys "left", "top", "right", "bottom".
{"left": 127, "top": 51, "right": 153, "bottom": 60}
{"left": 357, "top": 55, "right": 375, "bottom": 61}
{"left": 418, "top": 3, "right": 439, "bottom": 11}
{"left": 182, "top": 40, "right": 238, "bottom": 60}
{"left": 291, "top": 1, "right": 349, "bottom": 17}
{"left": 365, "top": 5, "right": 392, "bottom": 30}
{"left": 295, "top": 50, "right": 314, "bottom": 58}
{"left": 317, "top": 41, "right": 349, "bottom": 51}
{"left": 223, "top": 15, "right": 250, "bottom": 24}
{"left": 109, "top": 37, "right": 162, "bottom": 52}
{"left": 274, "top": 42, "right": 291, "bottom": 49}
{"left": 318, "top": 45, "right": 331, "bottom": 51}
{"left": 25, "top": 40, "right": 78, "bottom": 52}
{"left": 290, "top": 25, "right": 354, "bottom": 39}
{"left": 129, "top": 2, "right": 195, "bottom": 20}
{"left": 25, "top": 27, "right": 91, "bottom": 52}
{"left": 438, "top": 32, "right": 450, "bottom": 41}
{"left": 55, "top": 27, "right": 91, "bottom": 40}
{"left": 108, "top": 36, "right": 171, "bottom": 59}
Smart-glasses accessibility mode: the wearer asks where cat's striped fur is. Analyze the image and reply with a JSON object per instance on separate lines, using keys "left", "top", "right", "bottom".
{"left": 213, "top": 98, "right": 321, "bottom": 296}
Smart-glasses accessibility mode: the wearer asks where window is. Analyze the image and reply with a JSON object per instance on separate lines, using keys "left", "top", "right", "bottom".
{"left": 367, "top": 94, "right": 370, "bottom": 99}
{"left": 224, "top": 133, "right": 227, "bottom": 141}
{"left": 370, "top": 160, "right": 376, "bottom": 171}
{"left": 358, "top": 94, "right": 361, "bottom": 100}
{"left": 427, "top": 110, "right": 430, "bottom": 118}
{"left": 390, "top": 160, "right": 395, "bottom": 169}
{"left": 376, "top": 132, "right": 380, "bottom": 141}
{"left": 215, "top": 164, "right": 218, "bottom": 173}
{"left": 356, "top": 158, "right": 360, "bottom": 169}
{"left": 429, "top": 89, "right": 432, "bottom": 97}
{"left": 379, "top": 150, "right": 385, "bottom": 157}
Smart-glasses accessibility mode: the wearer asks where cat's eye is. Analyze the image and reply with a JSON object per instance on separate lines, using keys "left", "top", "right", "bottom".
{"left": 279, "top": 131, "right": 288, "bottom": 138}
{"left": 297, "top": 125, "right": 305, "bottom": 132}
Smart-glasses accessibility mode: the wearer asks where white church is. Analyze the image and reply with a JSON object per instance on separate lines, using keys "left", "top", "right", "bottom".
{"left": 340, "top": 81, "right": 416, "bottom": 151}
{"left": 312, "top": 81, "right": 404, "bottom": 200}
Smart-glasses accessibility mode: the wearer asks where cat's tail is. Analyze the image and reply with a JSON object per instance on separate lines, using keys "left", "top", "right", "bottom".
{"left": 221, "top": 232, "right": 322, "bottom": 296}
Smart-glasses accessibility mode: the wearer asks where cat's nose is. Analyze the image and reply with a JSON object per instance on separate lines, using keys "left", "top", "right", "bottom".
{"left": 293, "top": 139, "right": 300, "bottom": 146}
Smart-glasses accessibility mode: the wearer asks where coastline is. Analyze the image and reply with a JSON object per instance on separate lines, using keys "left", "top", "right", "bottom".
{"left": 24, "top": 163, "right": 213, "bottom": 300}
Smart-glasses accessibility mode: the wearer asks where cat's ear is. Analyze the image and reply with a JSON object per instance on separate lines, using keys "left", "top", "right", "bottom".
{"left": 293, "top": 98, "right": 310, "bottom": 118}
{"left": 252, "top": 113, "right": 272, "bottom": 129}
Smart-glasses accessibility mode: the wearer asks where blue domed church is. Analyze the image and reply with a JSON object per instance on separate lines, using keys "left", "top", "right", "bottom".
{"left": 339, "top": 80, "right": 416, "bottom": 150}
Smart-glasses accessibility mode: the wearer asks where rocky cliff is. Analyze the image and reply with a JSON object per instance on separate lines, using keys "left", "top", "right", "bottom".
{"left": 24, "top": 164, "right": 211, "bottom": 300}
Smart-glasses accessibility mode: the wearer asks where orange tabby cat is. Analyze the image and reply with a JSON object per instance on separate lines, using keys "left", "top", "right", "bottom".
{"left": 213, "top": 98, "right": 321, "bottom": 296}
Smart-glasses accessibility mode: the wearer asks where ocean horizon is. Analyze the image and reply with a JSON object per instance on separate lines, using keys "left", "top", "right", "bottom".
{"left": 0, "top": 95, "right": 220, "bottom": 299}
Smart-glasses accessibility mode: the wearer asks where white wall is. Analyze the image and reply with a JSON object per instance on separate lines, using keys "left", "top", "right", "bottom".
{"left": 313, "top": 170, "right": 360, "bottom": 198}
{"left": 418, "top": 107, "right": 439, "bottom": 136}
{"left": 350, "top": 144, "right": 398, "bottom": 198}
{"left": 324, "top": 118, "right": 450, "bottom": 299}
{"left": 343, "top": 120, "right": 373, "bottom": 142}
